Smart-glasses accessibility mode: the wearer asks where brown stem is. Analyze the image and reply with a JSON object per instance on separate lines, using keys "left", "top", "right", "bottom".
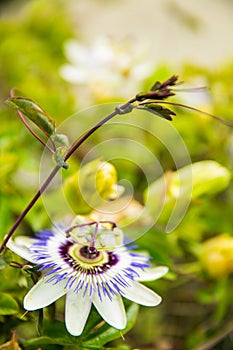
{"left": 0, "top": 99, "right": 135, "bottom": 254}
{"left": 0, "top": 165, "right": 60, "bottom": 254}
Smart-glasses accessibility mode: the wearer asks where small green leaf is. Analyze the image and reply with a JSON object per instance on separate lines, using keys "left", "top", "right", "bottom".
{"left": 6, "top": 97, "right": 56, "bottom": 136}
{"left": 0, "top": 293, "right": 19, "bottom": 315}
{"left": 138, "top": 103, "right": 176, "bottom": 120}
{"left": 52, "top": 146, "right": 68, "bottom": 169}
{"left": 150, "top": 81, "right": 161, "bottom": 91}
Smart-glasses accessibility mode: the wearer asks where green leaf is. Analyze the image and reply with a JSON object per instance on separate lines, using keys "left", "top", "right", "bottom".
{"left": 6, "top": 97, "right": 56, "bottom": 136}
{"left": 23, "top": 320, "right": 78, "bottom": 347}
{"left": 138, "top": 103, "right": 176, "bottom": 120}
{"left": 0, "top": 293, "right": 19, "bottom": 315}
{"left": 83, "top": 303, "right": 139, "bottom": 347}
{"left": 23, "top": 336, "right": 73, "bottom": 347}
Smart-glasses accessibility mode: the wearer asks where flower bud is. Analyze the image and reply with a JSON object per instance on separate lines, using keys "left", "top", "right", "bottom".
{"left": 144, "top": 161, "right": 231, "bottom": 224}
{"left": 176, "top": 160, "right": 230, "bottom": 199}
{"left": 200, "top": 234, "right": 233, "bottom": 277}
{"left": 63, "top": 159, "right": 123, "bottom": 214}
{"left": 6, "top": 96, "right": 56, "bottom": 136}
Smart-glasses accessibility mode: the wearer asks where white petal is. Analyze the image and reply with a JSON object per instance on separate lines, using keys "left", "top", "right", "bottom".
{"left": 65, "top": 291, "right": 92, "bottom": 336}
{"left": 136, "top": 266, "right": 169, "bottom": 282}
{"left": 7, "top": 236, "right": 36, "bottom": 263}
{"left": 60, "top": 65, "right": 88, "bottom": 83}
{"left": 64, "top": 40, "right": 88, "bottom": 65}
{"left": 122, "top": 281, "right": 162, "bottom": 306}
{"left": 24, "top": 277, "right": 67, "bottom": 310}
{"left": 93, "top": 293, "right": 126, "bottom": 330}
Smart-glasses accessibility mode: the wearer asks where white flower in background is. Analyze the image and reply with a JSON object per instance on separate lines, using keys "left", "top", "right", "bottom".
{"left": 7, "top": 222, "right": 168, "bottom": 336}
{"left": 60, "top": 37, "right": 153, "bottom": 102}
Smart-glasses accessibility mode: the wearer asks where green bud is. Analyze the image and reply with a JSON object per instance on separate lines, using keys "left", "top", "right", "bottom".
{"left": 172, "top": 160, "right": 231, "bottom": 199}
{"left": 52, "top": 133, "right": 70, "bottom": 148}
{"left": 6, "top": 97, "right": 56, "bottom": 136}
{"left": 63, "top": 159, "right": 123, "bottom": 214}
{"left": 144, "top": 161, "right": 231, "bottom": 224}
{"left": 52, "top": 147, "right": 68, "bottom": 169}
{"left": 6, "top": 96, "right": 44, "bottom": 112}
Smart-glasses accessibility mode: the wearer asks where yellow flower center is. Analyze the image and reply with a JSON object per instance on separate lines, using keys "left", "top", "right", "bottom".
{"left": 68, "top": 244, "right": 108, "bottom": 267}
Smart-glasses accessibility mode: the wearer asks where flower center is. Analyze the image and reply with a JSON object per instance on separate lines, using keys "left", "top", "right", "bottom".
{"left": 58, "top": 241, "right": 119, "bottom": 274}
{"left": 68, "top": 244, "right": 108, "bottom": 266}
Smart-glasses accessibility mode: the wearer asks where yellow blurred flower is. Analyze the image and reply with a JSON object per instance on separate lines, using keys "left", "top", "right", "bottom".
{"left": 200, "top": 234, "right": 233, "bottom": 277}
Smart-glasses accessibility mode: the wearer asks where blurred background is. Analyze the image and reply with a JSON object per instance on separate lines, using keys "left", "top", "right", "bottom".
{"left": 0, "top": 0, "right": 233, "bottom": 349}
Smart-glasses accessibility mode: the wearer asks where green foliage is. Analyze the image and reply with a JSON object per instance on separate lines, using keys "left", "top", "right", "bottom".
{"left": 0, "top": 293, "right": 19, "bottom": 315}
{"left": 20, "top": 304, "right": 138, "bottom": 349}
{"left": 0, "top": 1, "right": 233, "bottom": 349}
{"left": 0, "top": 0, "right": 74, "bottom": 117}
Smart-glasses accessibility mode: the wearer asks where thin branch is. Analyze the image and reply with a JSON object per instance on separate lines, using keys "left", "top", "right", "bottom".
{"left": 64, "top": 99, "right": 136, "bottom": 161}
{"left": 0, "top": 165, "right": 60, "bottom": 254}
{"left": 0, "top": 99, "right": 135, "bottom": 254}
{"left": 142, "top": 100, "right": 233, "bottom": 128}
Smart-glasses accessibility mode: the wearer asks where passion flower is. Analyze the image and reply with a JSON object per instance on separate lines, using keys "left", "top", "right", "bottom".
{"left": 7, "top": 223, "right": 168, "bottom": 336}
